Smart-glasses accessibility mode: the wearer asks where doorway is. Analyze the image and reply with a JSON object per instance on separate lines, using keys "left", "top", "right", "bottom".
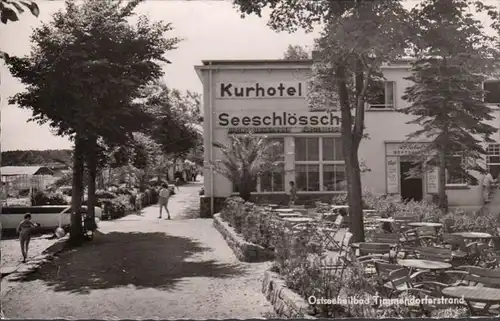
{"left": 400, "top": 161, "right": 423, "bottom": 202}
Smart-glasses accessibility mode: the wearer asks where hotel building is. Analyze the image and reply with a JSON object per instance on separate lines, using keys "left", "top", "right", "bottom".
{"left": 194, "top": 59, "right": 500, "bottom": 217}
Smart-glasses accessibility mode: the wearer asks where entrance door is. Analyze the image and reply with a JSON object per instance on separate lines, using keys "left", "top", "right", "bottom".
{"left": 400, "top": 161, "right": 423, "bottom": 202}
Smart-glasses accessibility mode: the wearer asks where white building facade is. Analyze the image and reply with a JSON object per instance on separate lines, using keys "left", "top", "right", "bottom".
{"left": 195, "top": 59, "right": 500, "bottom": 216}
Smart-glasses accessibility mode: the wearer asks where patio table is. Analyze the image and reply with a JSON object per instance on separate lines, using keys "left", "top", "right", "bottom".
{"left": 452, "top": 232, "right": 492, "bottom": 240}
{"left": 277, "top": 212, "right": 302, "bottom": 218}
{"left": 398, "top": 259, "right": 452, "bottom": 270}
{"left": 274, "top": 208, "right": 295, "bottom": 213}
{"left": 408, "top": 222, "right": 443, "bottom": 233}
{"left": 376, "top": 218, "right": 395, "bottom": 223}
{"left": 442, "top": 286, "right": 500, "bottom": 315}
{"left": 282, "top": 217, "right": 314, "bottom": 224}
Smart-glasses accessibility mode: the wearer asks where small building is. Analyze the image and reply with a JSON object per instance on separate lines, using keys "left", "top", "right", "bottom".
{"left": 1, "top": 166, "right": 55, "bottom": 192}
{"left": 195, "top": 59, "right": 500, "bottom": 216}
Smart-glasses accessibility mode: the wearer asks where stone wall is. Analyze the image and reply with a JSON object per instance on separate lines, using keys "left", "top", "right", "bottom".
{"left": 199, "top": 196, "right": 226, "bottom": 218}
{"left": 262, "top": 270, "right": 315, "bottom": 319}
{"left": 213, "top": 213, "right": 275, "bottom": 262}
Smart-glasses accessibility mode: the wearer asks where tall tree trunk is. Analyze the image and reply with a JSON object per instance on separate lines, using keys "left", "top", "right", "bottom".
{"left": 69, "top": 135, "right": 85, "bottom": 245}
{"left": 86, "top": 136, "right": 97, "bottom": 220}
{"left": 438, "top": 148, "right": 447, "bottom": 214}
{"left": 336, "top": 64, "right": 366, "bottom": 243}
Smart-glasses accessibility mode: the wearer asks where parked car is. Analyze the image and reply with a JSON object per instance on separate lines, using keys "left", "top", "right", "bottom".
{"left": 1, "top": 205, "right": 102, "bottom": 232}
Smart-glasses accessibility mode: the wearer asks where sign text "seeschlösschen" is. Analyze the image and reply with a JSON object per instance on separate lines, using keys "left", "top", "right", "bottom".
{"left": 216, "top": 82, "right": 305, "bottom": 98}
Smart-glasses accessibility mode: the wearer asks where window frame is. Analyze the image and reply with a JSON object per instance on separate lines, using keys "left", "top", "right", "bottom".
{"left": 445, "top": 154, "right": 468, "bottom": 187}
{"left": 257, "top": 137, "right": 285, "bottom": 193}
{"left": 483, "top": 81, "right": 500, "bottom": 106}
{"left": 294, "top": 136, "right": 346, "bottom": 193}
{"left": 367, "top": 81, "right": 396, "bottom": 110}
{"left": 487, "top": 143, "right": 500, "bottom": 179}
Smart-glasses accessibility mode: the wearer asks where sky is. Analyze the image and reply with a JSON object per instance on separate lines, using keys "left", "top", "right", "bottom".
{"left": 0, "top": 0, "right": 498, "bottom": 151}
{"left": 0, "top": 0, "right": 319, "bottom": 151}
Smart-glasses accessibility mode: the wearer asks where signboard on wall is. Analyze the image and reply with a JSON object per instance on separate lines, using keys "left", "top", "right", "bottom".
{"left": 386, "top": 142, "right": 429, "bottom": 156}
{"left": 216, "top": 111, "right": 340, "bottom": 129}
{"left": 426, "top": 167, "right": 439, "bottom": 194}
{"left": 386, "top": 156, "right": 399, "bottom": 194}
{"left": 216, "top": 82, "right": 306, "bottom": 99}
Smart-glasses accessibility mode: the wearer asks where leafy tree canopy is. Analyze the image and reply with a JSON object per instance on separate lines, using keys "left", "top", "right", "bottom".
{"left": 283, "top": 44, "right": 310, "bottom": 60}
{"left": 1, "top": 0, "right": 39, "bottom": 24}
{"left": 1, "top": 149, "right": 72, "bottom": 166}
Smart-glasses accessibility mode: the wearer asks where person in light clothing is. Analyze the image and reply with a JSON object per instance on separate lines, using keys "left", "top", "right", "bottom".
{"left": 17, "top": 214, "right": 39, "bottom": 263}
{"left": 158, "top": 183, "right": 171, "bottom": 219}
{"left": 482, "top": 169, "right": 497, "bottom": 204}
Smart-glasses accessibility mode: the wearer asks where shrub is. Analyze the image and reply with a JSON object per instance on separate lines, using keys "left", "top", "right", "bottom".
{"left": 219, "top": 196, "right": 245, "bottom": 231}
{"left": 31, "top": 191, "right": 69, "bottom": 205}
{"left": 441, "top": 210, "right": 500, "bottom": 237}
{"left": 100, "top": 194, "right": 135, "bottom": 219}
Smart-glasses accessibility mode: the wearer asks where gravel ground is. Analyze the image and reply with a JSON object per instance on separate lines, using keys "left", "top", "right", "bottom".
{"left": 2, "top": 181, "right": 275, "bottom": 319}
{"left": 1, "top": 235, "right": 58, "bottom": 270}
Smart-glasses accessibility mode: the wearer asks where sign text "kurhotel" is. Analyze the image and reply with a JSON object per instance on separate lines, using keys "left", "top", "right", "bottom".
{"left": 217, "top": 82, "right": 304, "bottom": 98}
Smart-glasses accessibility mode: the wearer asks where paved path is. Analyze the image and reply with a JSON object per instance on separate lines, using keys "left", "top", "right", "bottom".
{"left": 2, "top": 180, "right": 275, "bottom": 319}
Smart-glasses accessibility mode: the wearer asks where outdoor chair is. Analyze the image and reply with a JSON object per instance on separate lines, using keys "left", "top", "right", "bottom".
{"left": 373, "top": 261, "right": 431, "bottom": 298}
{"left": 416, "top": 246, "right": 452, "bottom": 263}
{"left": 482, "top": 248, "right": 500, "bottom": 268}
{"left": 393, "top": 215, "right": 420, "bottom": 232}
{"left": 356, "top": 242, "right": 392, "bottom": 275}
{"left": 316, "top": 214, "right": 344, "bottom": 250}
{"left": 416, "top": 226, "right": 439, "bottom": 246}
{"left": 399, "top": 229, "right": 422, "bottom": 258}
{"left": 372, "top": 232, "right": 404, "bottom": 260}
{"left": 319, "top": 231, "right": 354, "bottom": 271}
{"left": 442, "top": 217, "right": 456, "bottom": 233}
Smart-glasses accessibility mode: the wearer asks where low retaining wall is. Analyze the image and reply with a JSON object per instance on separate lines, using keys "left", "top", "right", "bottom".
{"left": 212, "top": 213, "right": 274, "bottom": 262}
{"left": 262, "top": 270, "right": 315, "bottom": 319}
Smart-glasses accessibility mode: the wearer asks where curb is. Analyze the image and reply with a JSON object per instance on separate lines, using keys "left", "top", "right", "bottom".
{"left": 0, "top": 236, "right": 69, "bottom": 303}
{"left": 262, "top": 270, "right": 316, "bottom": 319}
{"left": 213, "top": 213, "right": 275, "bottom": 262}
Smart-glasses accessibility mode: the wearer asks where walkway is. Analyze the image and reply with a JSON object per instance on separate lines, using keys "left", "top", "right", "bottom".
{"left": 2, "top": 180, "right": 275, "bottom": 319}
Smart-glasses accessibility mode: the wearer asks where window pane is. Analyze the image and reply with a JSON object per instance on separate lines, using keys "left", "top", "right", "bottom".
{"left": 484, "top": 82, "right": 500, "bottom": 103}
{"left": 323, "top": 138, "right": 335, "bottom": 161}
{"left": 385, "top": 81, "right": 394, "bottom": 106}
{"left": 323, "top": 164, "right": 335, "bottom": 191}
{"left": 334, "top": 164, "right": 347, "bottom": 191}
{"left": 308, "top": 138, "right": 319, "bottom": 161}
{"left": 268, "top": 138, "right": 284, "bottom": 161}
{"left": 273, "top": 164, "right": 285, "bottom": 192}
{"left": 295, "top": 164, "right": 308, "bottom": 191}
{"left": 488, "top": 156, "right": 500, "bottom": 164}
{"left": 368, "top": 81, "right": 385, "bottom": 105}
{"left": 334, "top": 138, "right": 343, "bottom": 160}
{"left": 295, "top": 138, "right": 307, "bottom": 161}
{"left": 260, "top": 171, "right": 273, "bottom": 192}
{"left": 308, "top": 164, "right": 320, "bottom": 191}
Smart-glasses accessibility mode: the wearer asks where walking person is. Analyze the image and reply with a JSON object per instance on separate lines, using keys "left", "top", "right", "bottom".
{"left": 158, "top": 183, "right": 171, "bottom": 220}
{"left": 17, "top": 214, "right": 39, "bottom": 263}
{"left": 175, "top": 177, "right": 181, "bottom": 191}
{"left": 482, "top": 169, "right": 497, "bottom": 205}
{"left": 288, "top": 181, "right": 297, "bottom": 206}
{"left": 135, "top": 192, "right": 143, "bottom": 215}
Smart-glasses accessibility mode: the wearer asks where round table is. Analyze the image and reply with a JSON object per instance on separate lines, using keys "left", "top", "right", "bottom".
{"left": 452, "top": 232, "right": 492, "bottom": 240}
{"left": 407, "top": 222, "right": 443, "bottom": 228}
{"left": 274, "top": 208, "right": 295, "bottom": 213}
{"left": 277, "top": 212, "right": 302, "bottom": 218}
{"left": 282, "top": 217, "right": 313, "bottom": 223}
{"left": 376, "top": 218, "right": 395, "bottom": 223}
{"left": 442, "top": 286, "right": 500, "bottom": 306}
{"left": 398, "top": 259, "right": 452, "bottom": 270}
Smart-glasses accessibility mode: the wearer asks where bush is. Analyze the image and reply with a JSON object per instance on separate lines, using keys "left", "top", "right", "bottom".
{"left": 441, "top": 210, "right": 500, "bottom": 237}
{"left": 95, "top": 190, "right": 117, "bottom": 199}
{"left": 100, "top": 194, "right": 135, "bottom": 219}
{"left": 31, "top": 191, "right": 69, "bottom": 205}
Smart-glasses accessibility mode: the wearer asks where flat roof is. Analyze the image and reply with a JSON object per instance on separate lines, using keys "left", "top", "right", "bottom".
{"left": 201, "top": 59, "right": 313, "bottom": 66}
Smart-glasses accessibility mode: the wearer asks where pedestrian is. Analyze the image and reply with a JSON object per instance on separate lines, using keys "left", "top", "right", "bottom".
{"left": 482, "top": 169, "right": 497, "bottom": 204}
{"left": 17, "top": 214, "right": 39, "bottom": 263}
{"left": 288, "top": 181, "right": 297, "bottom": 206}
{"left": 158, "top": 183, "right": 171, "bottom": 220}
{"left": 135, "top": 192, "right": 142, "bottom": 215}
{"left": 175, "top": 177, "right": 181, "bottom": 191}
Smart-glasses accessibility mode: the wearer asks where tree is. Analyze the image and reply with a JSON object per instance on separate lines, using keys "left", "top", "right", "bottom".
{"left": 233, "top": 0, "right": 412, "bottom": 242}
{"left": 283, "top": 44, "right": 310, "bottom": 60}
{"left": 1, "top": 0, "right": 39, "bottom": 24}
{"left": 146, "top": 81, "right": 203, "bottom": 159}
{"left": 400, "top": 0, "right": 499, "bottom": 212}
{"left": 211, "top": 133, "right": 283, "bottom": 202}
{"left": 7, "top": 0, "right": 180, "bottom": 244}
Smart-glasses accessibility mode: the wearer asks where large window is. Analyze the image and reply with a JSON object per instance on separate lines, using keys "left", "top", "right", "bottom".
{"left": 259, "top": 138, "right": 285, "bottom": 192}
{"left": 367, "top": 81, "right": 395, "bottom": 109}
{"left": 484, "top": 81, "right": 500, "bottom": 104}
{"left": 294, "top": 137, "right": 346, "bottom": 192}
{"left": 446, "top": 155, "right": 467, "bottom": 185}
{"left": 487, "top": 144, "right": 500, "bottom": 177}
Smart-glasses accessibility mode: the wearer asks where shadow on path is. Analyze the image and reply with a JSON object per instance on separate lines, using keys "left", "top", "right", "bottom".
{"left": 15, "top": 231, "right": 247, "bottom": 294}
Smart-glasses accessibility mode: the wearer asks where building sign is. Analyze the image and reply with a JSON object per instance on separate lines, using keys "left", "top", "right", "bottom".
{"left": 216, "top": 82, "right": 305, "bottom": 99}
{"left": 228, "top": 127, "right": 341, "bottom": 134}
{"left": 426, "top": 167, "right": 439, "bottom": 193}
{"left": 386, "top": 156, "right": 399, "bottom": 194}
{"left": 386, "top": 142, "right": 429, "bottom": 156}
{"left": 216, "top": 111, "right": 340, "bottom": 128}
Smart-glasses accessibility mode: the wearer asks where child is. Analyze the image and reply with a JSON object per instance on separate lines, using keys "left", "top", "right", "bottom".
{"left": 17, "top": 214, "right": 39, "bottom": 263}
{"left": 158, "top": 183, "right": 171, "bottom": 220}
